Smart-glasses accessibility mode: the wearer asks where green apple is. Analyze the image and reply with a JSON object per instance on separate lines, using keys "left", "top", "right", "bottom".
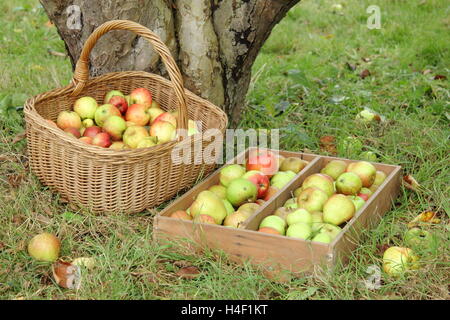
{"left": 382, "top": 246, "right": 419, "bottom": 277}
{"left": 102, "top": 115, "right": 127, "bottom": 141}
{"left": 123, "top": 125, "right": 149, "bottom": 148}
{"left": 273, "top": 207, "right": 292, "bottom": 221}
{"left": 136, "top": 136, "right": 157, "bottom": 148}
{"left": 237, "top": 203, "right": 260, "bottom": 217}
{"left": 279, "top": 157, "right": 308, "bottom": 173}
{"left": 27, "top": 233, "right": 61, "bottom": 262}
{"left": 219, "top": 164, "right": 246, "bottom": 187}
{"left": 356, "top": 109, "right": 380, "bottom": 123}
{"left": 82, "top": 118, "right": 95, "bottom": 128}
{"left": 369, "top": 170, "right": 387, "bottom": 192}
{"left": 226, "top": 178, "right": 257, "bottom": 207}
{"left": 270, "top": 171, "right": 296, "bottom": 189}
{"left": 208, "top": 185, "right": 227, "bottom": 199}
{"left": 259, "top": 215, "right": 286, "bottom": 235}
{"left": 404, "top": 228, "right": 434, "bottom": 248}
{"left": 360, "top": 151, "right": 378, "bottom": 162}
{"left": 74, "top": 96, "right": 98, "bottom": 120}
{"left": 346, "top": 161, "right": 377, "bottom": 188}
{"left": 311, "top": 233, "right": 332, "bottom": 244}
{"left": 293, "top": 186, "right": 303, "bottom": 197}
{"left": 347, "top": 195, "right": 366, "bottom": 212}
{"left": 94, "top": 104, "right": 121, "bottom": 127}
{"left": 320, "top": 160, "right": 348, "bottom": 180}
{"left": 223, "top": 211, "right": 248, "bottom": 228}
{"left": 313, "top": 222, "right": 342, "bottom": 239}
{"left": 222, "top": 199, "right": 235, "bottom": 216}
{"left": 302, "top": 173, "right": 335, "bottom": 197}
{"left": 286, "top": 209, "right": 312, "bottom": 226}
{"left": 323, "top": 194, "right": 356, "bottom": 225}
{"left": 190, "top": 190, "right": 227, "bottom": 224}
{"left": 283, "top": 198, "right": 297, "bottom": 208}
{"left": 297, "top": 187, "right": 329, "bottom": 212}
{"left": 335, "top": 172, "right": 362, "bottom": 195}
{"left": 286, "top": 222, "right": 312, "bottom": 240}
{"left": 337, "top": 136, "right": 363, "bottom": 157}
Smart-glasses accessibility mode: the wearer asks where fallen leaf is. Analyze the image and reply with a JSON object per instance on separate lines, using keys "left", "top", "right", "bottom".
{"left": 11, "top": 215, "right": 24, "bottom": 225}
{"left": 176, "top": 266, "right": 201, "bottom": 279}
{"left": 7, "top": 173, "right": 25, "bottom": 188}
{"left": 0, "top": 242, "right": 5, "bottom": 251}
{"left": 434, "top": 74, "right": 447, "bottom": 80}
{"left": 408, "top": 211, "right": 441, "bottom": 228}
{"left": 403, "top": 175, "right": 421, "bottom": 191}
{"left": 319, "top": 135, "right": 337, "bottom": 155}
{"left": 360, "top": 69, "right": 371, "bottom": 79}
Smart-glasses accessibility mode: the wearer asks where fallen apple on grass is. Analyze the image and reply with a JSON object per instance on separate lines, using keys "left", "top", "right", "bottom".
{"left": 28, "top": 232, "right": 61, "bottom": 262}
{"left": 382, "top": 246, "right": 419, "bottom": 277}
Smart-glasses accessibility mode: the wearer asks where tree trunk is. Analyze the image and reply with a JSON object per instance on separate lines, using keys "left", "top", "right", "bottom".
{"left": 40, "top": 0, "right": 300, "bottom": 125}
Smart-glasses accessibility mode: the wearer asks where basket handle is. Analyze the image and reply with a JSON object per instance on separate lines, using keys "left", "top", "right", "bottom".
{"left": 71, "top": 20, "right": 188, "bottom": 131}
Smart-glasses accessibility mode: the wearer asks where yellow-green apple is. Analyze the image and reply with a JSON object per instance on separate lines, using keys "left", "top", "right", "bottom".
{"left": 109, "top": 141, "right": 127, "bottom": 150}
{"left": 64, "top": 127, "right": 81, "bottom": 138}
{"left": 219, "top": 164, "right": 246, "bottom": 187}
{"left": 123, "top": 126, "right": 149, "bottom": 148}
{"left": 297, "top": 187, "right": 329, "bottom": 212}
{"left": 124, "top": 95, "right": 132, "bottom": 106}
{"left": 242, "top": 170, "right": 270, "bottom": 199}
{"left": 360, "top": 151, "right": 378, "bottom": 162}
{"left": 286, "top": 209, "right": 312, "bottom": 226}
{"left": 311, "top": 233, "right": 332, "bottom": 244}
{"left": 347, "top": 195, "right": 366, "bottom": 211}
{"left": 237, "top": 203, "right": 260, "bottom": 217}
{"left": 279, "top": 157, "right": 308, "bottom": 173}
{"left": 109, "top": 95, "right": 128, "bottom": 114}
{"left": 153, "top": 112, "right": 177, "bottom": 128}
{"left": 222, "top": 199, "right": 235, "bottom": 216}
{"left": 79, "top": 136, "right": 92, "bottom": 144}
{"left": 193, "top": 214, "right": 216, "bottom": 224}
{"left": 382, "top": 246, "right": 419, "bottom": 276}
{"left": 336, "top": 172, "right": 362, "bottom": 195}
{"left": 258, "top": 227, "right": 281, "bottom": 235}
{"left": 246, "top": 149, "right": 279, "bottom": 177}
{"left": 92, "top": 132, "right": 112, "bottom": 148}
{"left": 259, "top": 215, "right": 286, "bottom": 235}
{"left": 28, "top": 232, "right": 61, "bottom": 262}
{"left": 190, "top": 190, "right": 227, "bottom": 224}
{"left": 130, "top": 88, "right": 152, "bottom": 107}
{"left": 94, "top": 104, "right": 121, "bottom": 127}
{"left": 337, "top": 136, "right": 363, "bottom": 157}
{"left": 82, "top": 119, "right": 95, "bottom": 128}
{"left": 270, "top": 171, "right": 296, "bottom": 189}
{"left": 263, "top": 186, "right": 280, "bottom": 201}
{"left": 356, "top": 109, "right": 381, "bottom": 123}
{"left": 223, "top": 211, "right": 248, "bottom": 228}
{"left": 273, "top": 207, "right": 292, "bottom": 221}
{"left": 358, "top": 187, "right": 373, "bottom": 201}
{"left": 226, "top": 178, "right": 257, "bottom": 207}
{"left": 150, "top": 120, "right": 176, "bottom": 144}
{"left": 302, "top": 173, "right": 335, "bottom": 196}
{"left": 293, "top": 186, "right": 303, "bottom": 197}
{"left": 169, "top": 210, "right": 192, "bottom": 220}
{"left": 283, "top": 198, "right": 298, "bottom": 209}
{"left": 346, "top": 161, "right": 377, "bottom": 187}
{"left": 151, "top": 100, "right": 160, "bottom": 108}
{"left": 125, "top": 104, "right": 151, "bottom": 126}
{"left": 311, "top": 211, "right": 324, "bottom": 230}
{"left": 286, "top": 222, "right": 312, "bottom": 240}
{"left": 137, "top": 137, "right": 157, "bottom": 148}
{"left": 74, "top": 96, "right": 98, "bottom": 120}
{"left": 148, "top": 107, "right": 165, "bottom": 124}
{"left": 104, "top": 90, "right": 124, "bottom": 104}
{"left": 208, "top": 185, "right": 227, "bottom": 199}
{"left": 103, "top": 115, "right": 127, "bottom": 141}
{"left": 323, "top": 194, "right": 356, "bottom": 225}
{"left": 369, "top": 170, "right": 387, "bottom": 192}
{"left": 404, "top": 228, "right": 434, "bottom": 248}
{"left": 320, "top": 160, "right": 348, "bottom": 180}
{"left": 57, "top": 111, "right": 82, "bottom": 130}
{"left": 313, "top": 222, "right": 342, "bottom": 239}
{"left": 82, "top": 126, "right": 102, "bottom": 139}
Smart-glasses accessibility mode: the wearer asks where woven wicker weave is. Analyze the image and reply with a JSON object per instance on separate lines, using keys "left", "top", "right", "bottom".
{"left": 24, "top": 20, "right": 228, "bottom": 214}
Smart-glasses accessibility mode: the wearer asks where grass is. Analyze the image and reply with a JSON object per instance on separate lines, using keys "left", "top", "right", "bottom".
{"left": 1, "top": 0, "right": 449, "bottom": 300}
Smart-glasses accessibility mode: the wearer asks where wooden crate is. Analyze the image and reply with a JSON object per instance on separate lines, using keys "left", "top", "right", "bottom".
{"left": 153, "top": 148, "right": 402, "bottom": 274}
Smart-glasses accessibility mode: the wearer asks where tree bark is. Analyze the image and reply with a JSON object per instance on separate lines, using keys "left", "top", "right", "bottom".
{"left": 41, "top": 0, "right": 300, "bottom": 125}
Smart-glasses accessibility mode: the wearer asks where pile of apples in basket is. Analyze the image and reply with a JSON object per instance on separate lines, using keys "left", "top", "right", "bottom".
{"left": 168, "top": 150, "right": 387, "bottom": 244}
{"left": 49, "top": 88, "right": 199, "bottom": 149}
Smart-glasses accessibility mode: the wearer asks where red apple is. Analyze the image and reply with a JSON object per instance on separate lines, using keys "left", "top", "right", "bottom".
{"left": 153, "top": 112, "right": 177, "bottom": 128}
{"left": 130, "top": 88, "right": 152, "bottom": 108}
{"left": 242, "top": 170, "right": 270, "bottom": 199}
{"left": 57, "top": 111, "right": 82, "bottom": 130}
{"left": 104, "top": 90, "right": 124, "bottom": 104}
{"left": 83, "top": 126, "right": 102, "bottom": 138}
{"left": 109, "top": 95, "right": 128, "bottom": 114}
{"left": 64, "top": 127, "right": 81, "bottom": 138}
{"left": 358, "top": 193, "right": 369, "bottom": 201}
{"left": 102, "top": 115, "right": 127, "bottom": 141}
{"left": 92, "top": 132, "right": 112, "bottom": 148}
{"left": 125, "top": 104, "right": 151, "bottom": 126}
{"left": 246, "top": 149, "right": 279, "bottom": 177}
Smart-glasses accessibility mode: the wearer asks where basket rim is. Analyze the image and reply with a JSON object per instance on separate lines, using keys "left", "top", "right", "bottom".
{"left": 24, "top": 70, "right": 228, "bottom": 157}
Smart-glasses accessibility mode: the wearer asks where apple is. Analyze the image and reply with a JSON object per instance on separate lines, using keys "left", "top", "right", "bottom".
{"left": 242, "top": 170, "right": 270, "bottom": 199}
{"left": 293, "top": 186, "right": 303, "bottom": 197}
{"left": 311, "top": 211, "right": 324, "bottom": 230}
{"left": 28, "top": 232, "right": 61, "bottom": 262}
{"left": 226, "top": 178, "right": 257, "bottom": 207}
{"left": 109, "top": 95, "right": 128, "bottom": 114}
{"left": 73, "top": 96, "right": 98, "bottom": 120}
{"left": 263, "top": 186, "right": 280, "bottom": 201}
{"left": 222, "top": 199, "right": 235, "bottom": 216}
{"left": 104, "top": 90, "right": 124, "bottom": 104}
{"left": 151, "top": 100, "right": 161, "bottom": 109}
{"left": 123, "top": 126, "right": 149, "bottom": 148}
{"left": 109, "top": 141, "right": 127, "bottom": 150}
{"left": 357, "top": 187, "right": 373, "bottom": 201}
{"left": 92, "top": 132, "right": 112, "bottom": 148}
{"left": 94, "top": 104, "right": 121, "bottom": 127}
{"left": 320, "top": 160, "right": 348, "bottom": 180}
{"left": 208, "top": 185, "right": 227, "bottom": 199}
{"left": 136, "top": 137, "right": 157, "bottom": 148}
{"left": 313, "top": 222, "right": 342, "bottom": 239}
{"left": 259, "top": 215, "right": 286, "bottom": 235}
{"left": 270, "top": 171, "right": 296, "bottom": 189}
{"left": 279, "top": 157, "right": 308, "bottom": 173}
{"left": 148, "top": 107, "right": 165, "bottom": 124}
{"left": 347, "top": 195, "right": 366, "bottom": 212}
{"left": 356, "top": 109, "right": 381, "bottom": 123}
{"left": 193, "top": 214, "right": 216, "bottom": 225}
{"left": 273, "top": 207, "right": 292, "bottom": 221}
{"left": 302, "top": 173, "right": 335, "bottom": 197}
{"left": 360, "top": 151, "right": 378, "bottom": 162}
{"left": 223, "top": 211, "right": 248, "bottom": 228}
{"left": 190, "top": 190, "right": 227, "bottom": 224}
{"left": 382, "top": 246, "right": 419, "bottom": 276}
{"left": 335, "top": 172, "right": 362, "bottom": 195}
{"left": 83, "top": 126, "right": 102, "bottom": 138}
{"left": 237, "top": 203, "right": 260, "bottom": 217}
{"left": 311, "top": 233, "right": 332, "bottom": 244}
{"left": 57, "top": 111, "right": 82, "bottom": 130}
{"left": 169, "top": 210, "right": 192, "bottom": 220}
{"left": 337, "top": 136, "right": 363, "bottom": 157}
{"left": 82, "top": 119, "right": 95, "bottom": 128}
{"left": 404, "top": 228, "right": 434, "bottom": 248}
{"left": 346, "top": 161, "right": 377, "bottom": 187}
{"left": 370, "top": 171, "right": 387, "bottom": 192}
{"left": 297, "top": 187, "right": 329, "bottom": 212}
{"left": 64, "top": 127, "right": 81, "bottom": 138}
{"left": 286, "top": 209, "right": 312, "bottom": 226}
{"left": 102, "top": 115, "right": 127, "bottom": 141}
{"left": 286, "top": 222, "right": 312, "bottom": 240}
{"left": 124, "top": 95, "right": 132, "bottom": 106}
{"left": 283, "top": 198, "right": 297, "bottom": 208}
{"left": 219, "top": 164, "right": 246, "bottom": 187}
{"left": 79, "top": 136, "right": 92, "bottom": 144}
{"left": 258, "top": 227, "right": 281, "bottom": 235}
{"left": 125, "top": 104, "right": 151, "bottom": 126}
{"left": 130, "top": 88, "right": 152, "bottom": 107}
{"left": 246, "top": 149, "right": 279, "bottom": 177}
{"left": 150, "top": 120, "right": 176, "bottom": 144}
{"left": 323, "top": 194, "right": 356, "bottom": 225}
{"left": 153, "top": 112, "right": 177, "bottom": 128}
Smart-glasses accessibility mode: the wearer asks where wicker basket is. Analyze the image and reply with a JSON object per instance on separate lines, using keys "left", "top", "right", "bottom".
{"left": 24, "top": 20, "right": 228, "bottom": 214}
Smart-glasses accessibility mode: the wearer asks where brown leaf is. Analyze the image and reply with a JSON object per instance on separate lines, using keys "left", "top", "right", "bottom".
{"left": 173, "top": 260, "right": 191, "bottom": 268}
{"left": 11, "top": 215, "right": 24, "bottom": 225}
{"left": 176, "top": 266, "right": 201, "bottom": 279}
{"left": 376, "top": 243, "right": 390, "bottom": 255}
{"left": 403, "top": 175, "right": 420, "bottom": 191}
{"left": 319, "top": 135, "right": 337, "bottom": 155}
{"left": 0, "top": 242, "right": 5, "bottom": 251}
{"left": 360, "top": 69, "right": 371, "bottom": 79}
{"left": 434, "top": 74, "right": 447, "bottom": 80}
{"left": 11, "top": 132, "right": 26, "bottom": 144}
{"left": 408, "top": 211, "right": 441, "bottom": 228}
{"left": 7, "top": 173, "right": 25, "bottom": 188}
